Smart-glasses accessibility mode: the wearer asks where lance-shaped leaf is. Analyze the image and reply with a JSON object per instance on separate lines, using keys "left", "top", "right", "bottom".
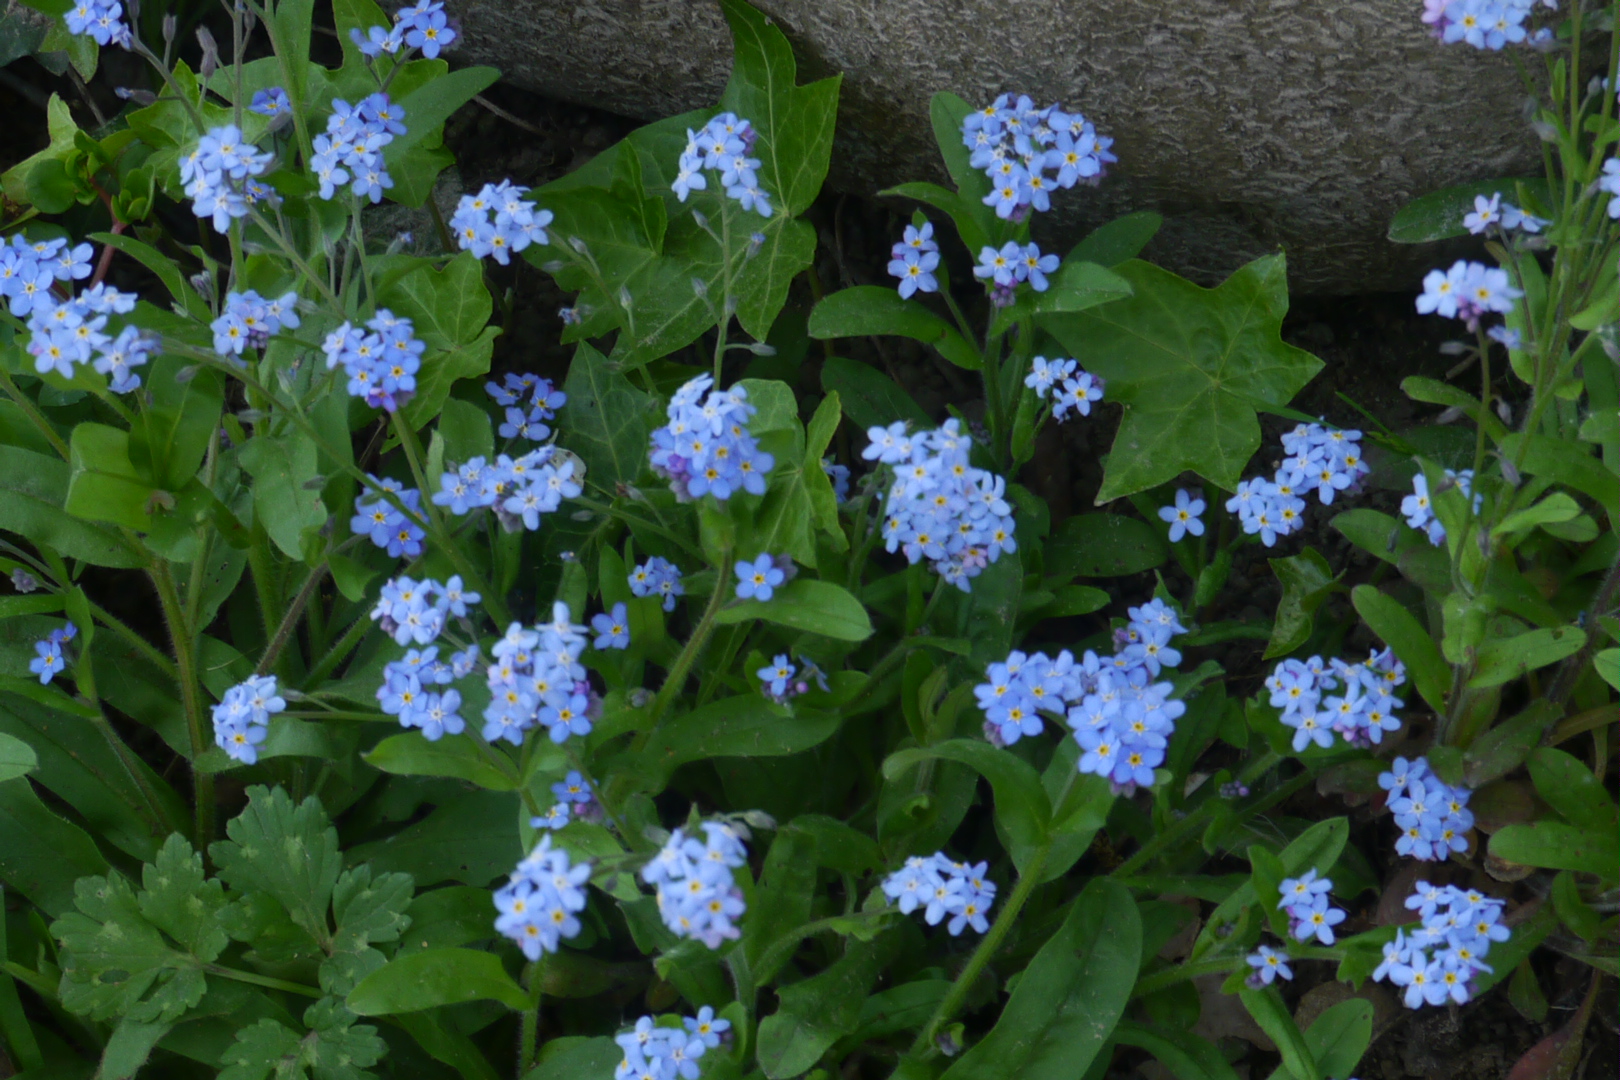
{"left": 1045, "top": 255, "right": 1323, "bottom": 501}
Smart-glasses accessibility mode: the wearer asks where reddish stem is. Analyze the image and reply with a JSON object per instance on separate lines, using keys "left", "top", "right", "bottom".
{"left": 89, "top": 220, "right": 127, "bottom": 288}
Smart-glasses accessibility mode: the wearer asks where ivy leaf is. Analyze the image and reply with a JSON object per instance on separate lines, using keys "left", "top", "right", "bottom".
{"left": 1045, "top": 255, "right": 1323, "bottom": 501}
{"left": 237, "top": 434, "right": 328, "bottom": 561}
{"left": 210, "top": 786, "right": 342, "bottom": 947}
{"left": 375, "top": 252, "right": 500, "bottom": 430}
{"left": 558, "top": 341, "right": 662, "bottom": 496}
{"left": 320, "top": 866, "right": 415, "bottom": 996}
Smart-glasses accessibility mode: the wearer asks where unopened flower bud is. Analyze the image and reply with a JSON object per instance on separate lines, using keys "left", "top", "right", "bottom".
{"left": 10, "top": 569, "right": 39, "bottom": 593}
{"left": 539, "top": 260, "right": 566, "bottom": 273}
{"left": 1438, "top": 340, "right": 1470, "bottom": 356}
{"left": 748, "top": 341, "right": 776, "bottom": 355}
{"left": 196, "top": 27, "right": 220, "bottom": 80}
{"left": 629, "top": 687, "right": 654, "bottom": 709}
{"left": 739, "top": 809, "right": 777, "bottom": 831}
{"left": 617, "top": 285, "right": 633, "bottom": 309}
{"left": 691, "top": 276, "right": 708, "bottom": 298}
{"left": 162, "top": 13, "right": 177, "bottom": 42}
{"left": 568, "top": 236, "right": 589, "bottom": 254}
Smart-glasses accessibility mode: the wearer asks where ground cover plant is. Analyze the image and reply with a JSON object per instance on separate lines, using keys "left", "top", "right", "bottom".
{"left": 0, "top": 0, "right": 1614, "bottom": 1078}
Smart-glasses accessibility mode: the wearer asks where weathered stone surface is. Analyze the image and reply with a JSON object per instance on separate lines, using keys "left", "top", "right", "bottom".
{"left": 449, "top": 0, "right": 1541, "bottom": 293}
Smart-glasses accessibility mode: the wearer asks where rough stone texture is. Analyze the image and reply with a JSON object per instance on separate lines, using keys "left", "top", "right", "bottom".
{"left": 448, "top": 0, "right": 1542, "bottom": 293}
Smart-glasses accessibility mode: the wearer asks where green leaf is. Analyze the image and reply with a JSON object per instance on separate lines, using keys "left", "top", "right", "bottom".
{"left": 1550, "top": 871, "right": 1602, "bottom": 943}
{"left": 386, "top": 66, "right": 500, "bottom": 162}
{"left": 1070, "top": 211, "right": 1165, "bottom": 268}
{"left": 1046, "top": 513, "right": 1168, "bottom": 579}
{"left": 322, "top": 865, "right": 415, "bottom": 996}
{"left": 210, "top": 786, "right": 342, "bottom": 945}
{"left": 558, "top": 341, "right": 661, "bottom": 495}
{"left": 0, "top": 444, "right": 143, "bottom": 567}
{"left": 757, "top": 932, "right": 901, "bottom": 1078}
{"left": 1493, "top": 492, "right": 1581, "bottom": 539}
{"left": 89, "top": 232, "right": 209, "bottom": 318}
{"left": 926, "top": 92, "right": 997, "bottom": 247}
{"left": 435, "top": 397, "right": 494, "bottom": 465}
{"left": 0, "top": 732, "right": 37, "bottom": 781}
{"left": 1265, "top": 999, "right": 1372, "bottom": 1080}
{"left": 1387, "top": 178, "right": 1548, "bottom": 243}
{"left": 51, "top": 844, "right": 223, "bottom": 1023}
{"left": 1527, "top": 748, "right": 1616, "bottom": 832}
{"left": 524, "top": 1037, "right": 622, "bottom": 1080}
{"left": 1466, "top": 625, "right": 1586, "bottom": 689}
{"left": 1, "top": 93, "right": 78, "bottom": 205}
{"left": 1114, "top": 1022, "right": 1241, "bottom": 1080}
{"left": 808, "top": 286, "right": 980, "bottom": 370}
{"left": 364, "top": 733, "right": 519, "bottom": 790}
{"left": 883, "top": 740, "right": 1050, "bottom": 876}
{"left": 878, "top": 181, "right": 992, "bottom": 256}
{"left": 1350, "top": 586, "right": 1448, "bottom": 716}
{"left": 744, "top": 827, "right": 817, "bottom": 984}
{"left": 1489, "top": 820, "right": 1618, "bottom": 879}
{"left": 345, "top": 789, "right": 520, "bottom": 888}
{"left": 0, "top": 775, "right": 108, "bottom": 916}
{"left": 715, "top": 578, "right": 873, "bottom": 641}
{"left": 939, "top": 877, "right": 1140, "bottom": 1080}
{"left": 1264, "top": 547, "right": 1338, "bottom": 660}
{"left": 635, "top": 696, "right": 841, "bottom": 790}
{"left": 99, "top": 1019, "right": 173, "bottom": 1080}
{"left": 219, "top": 998, "right": 385, "bottom": 1080}
{"left": 1239, "top": 988, "right": 1319, "bottom": 1080}
{"left": 990, "top": 259, "right": 1134, "bottom": 338}
{"left": 716, "top": 0, "right": 841, "bottom": 220}
{"left": 1044, "top": 255, "right": 1323, "bottom": 501}
{"left": 346, "top": 947, "right": 530, "bottom": 1014}
{"left": 129, "top": 359, "right": 224, "bottom": 492}
{"left": 820, "top": 355, "right": 930, "bottom": 431}
{"left": 64, "top": 422, "right": 154, "bottom": 531}
{"left": 238, "top": 434, "right": 328, "bottom": 561}
{"left": 376, "top": 252, "right": 497, "bottom": 429}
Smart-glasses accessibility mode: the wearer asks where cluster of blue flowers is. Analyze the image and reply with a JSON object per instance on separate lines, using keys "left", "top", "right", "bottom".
{"left": 887, "top": 222, "right": 940, "bottom": 298}
{"left": 432, "top": 446, "right": 582, "bottom": 531}
{"left": 531, "top": 770, "right": 601, "bottom": 831}
{"left": 642, "top": 822, "right": 749, "bottom": 949}
{"left": 1265, "top": 648, "right": 1407, "bottom": 752}
{"left": 370, "top": 574, "right": 479, "bottom": 645}
{"left": 649, "top": 376, "right": 775, "bottom": 501}
{"left": 823, "top": 457, "right": 851, "bottom": 502}
{"left": 492, "top": 836, "right": 591, "bottom": 961}
{"left": 351, "top": 0, "right": 459, "bottom": 59}
{"left": 312, "top": 94, "right": 404, "bottom": 204}
{"left": 960, "top": 94, "right": 1116, "bottom": 221}
{"left": 28, "top": 624, "right": 76, "bottom": 685}
{"left": 486, "top": 372, "right": 567, "bottom": 443}
{"left": 1462, "top": 192, "right": 1546, "bottom": 235}
{"left": 629, "top": 557, "right": 686, "bottom": 612}
{"left": 1379, "top": 756, "right": 1475, "bottom": 862}
{"left": 22, "top": 281, "right": 151, "bottom": 391}
{"left": 1423, "top": 0, "right": 1551, "bottom": 50}
{"left": 1226, "top": 422, "right": 1368, "bottom": 547}
{"left": 755, "top": 654, "right": 823, "bottom": 703}
{"left": 1278, "top": 869, "right": 1347, "bottom": 945}
{"left": 1157, "top": 489, "right": 1207, "bottom": 542}
{"left": 672, "top": 113, "right": 774, "bottom": 218}
{"left": 2, "top": 235, "right": 89, "bottom": 316}
{"left": 881, "top": 853, "right": 997, "bottom": 936}
{"left": 865, "top": 419, "right": 1016, "bottom": 591}
{"left": 248, "top": 87, "right": 291, "bottom": 119}
{"left": 1416, "top": 259, "right": 1522, "bottom": 330}
{"left": 211, "top": 675, "right": 287, "bottom": 765}
{"left": 614, "top": 1010, "right": 729, "bottom": 1080}
{"left": 62, "top": 0, "right": 130, "bottom": 47}
{"left": 1245, "top": 944, "right": 1293, "bottom": 987}
{"left": 182, "top": 126, "right": 275, "bottom": 234}
{"left": 452, "top": 180, "right": 554, "bottom": 265}
{"left": 1373, "top": 881, "right": 1509, "bottom": 1007}
{"left": 1401, "top": 469, "right": 1478, "bottom": 547}
{"left": 482, "top": 604, "right": 596, "bottom": 746}
{"left": 351, "top": 476, "right": 428, "bottom": 558}
{"left": 1026, "top": 356, "right": 1105, "bottom": 422}
{"left": 972, "top": 599, "right": 1190, "bottom": 792}
{"left": 211, "top": 290, "right": 301, "bottom": 358}
{"left": 974, "top": 241, "right": 1059, "bottom": 306}
{"left": 322, "top": 308, "right": 425, "bottom": 412}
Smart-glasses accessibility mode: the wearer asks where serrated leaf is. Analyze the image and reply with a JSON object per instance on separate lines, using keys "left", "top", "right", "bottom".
{"left": 138, "top": 834, "right": 228, "bottom": 961}
{"left": 217, "top": 999, "right": 385, "bottom": 1080}
{"left": 210, "top": 786, "right": 342, "bottom": 946}
{"left": 52, "top": 869, "right": 208, "bottom": 1023}
{"left": 321, "top": 866, "right": 415, "bottom": 996}
{"left": 1045, "top": 255, "right": 1323, "bottom": 501}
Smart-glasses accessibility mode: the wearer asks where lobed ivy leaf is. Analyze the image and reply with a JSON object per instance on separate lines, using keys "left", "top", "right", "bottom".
{"left": 558, "top": 341, "right": 662, "bottom": 496}
{"left": 238, "top": 434, "right": 329, "bottom": 561}
{"left": 210, "top": 786, "right": 342, "bottom": 947}
{"left": 375, "top": 252, "right": 500, "bottom": 430}
{"left": 1045, "top": 255, "right": 1324, "bottom": 502}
